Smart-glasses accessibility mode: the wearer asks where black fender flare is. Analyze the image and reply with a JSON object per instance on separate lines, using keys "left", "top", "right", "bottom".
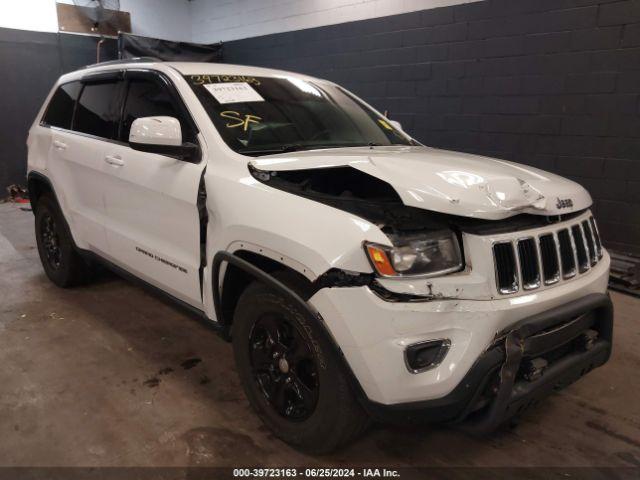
{"left": 211, "top": 250, "right": 371, "bottom": 404}
{"left": 27, "top": 171, "right": 86, "bottom": 255}
{"left": 212, "top": 251, "right": 321, "bottom": 331}
{"left": 27, "top": 171, "right": 57, "bottom": 211}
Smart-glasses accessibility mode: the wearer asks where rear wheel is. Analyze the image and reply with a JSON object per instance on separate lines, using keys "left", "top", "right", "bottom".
{"left": 34, "top": 194, "right": 93, "bottom": 287}
{"left": 232, "top": 280, "right": 369, "bottom": 453}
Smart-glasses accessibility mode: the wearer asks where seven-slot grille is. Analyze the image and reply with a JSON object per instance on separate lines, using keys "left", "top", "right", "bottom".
{"left": 493, "top": 215, "right": 603, "bottom": 295}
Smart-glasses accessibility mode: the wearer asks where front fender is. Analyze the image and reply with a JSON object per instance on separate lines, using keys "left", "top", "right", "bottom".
{"left": 206, "top": 171, "right": 390, "bottom": 280}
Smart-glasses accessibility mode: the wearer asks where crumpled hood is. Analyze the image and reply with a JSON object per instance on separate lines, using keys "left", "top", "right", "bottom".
{"left": 250, "top": 145, "right": 591, "bottom": 220}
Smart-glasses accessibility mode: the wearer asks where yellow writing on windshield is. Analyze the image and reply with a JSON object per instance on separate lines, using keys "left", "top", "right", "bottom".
{"left": 220, "top": 111, "right": 262, "bottom": 131}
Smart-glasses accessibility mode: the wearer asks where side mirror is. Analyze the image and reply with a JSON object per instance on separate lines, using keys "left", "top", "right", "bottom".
{"left": 129, "top": 116, "right": 198, "bottom": 161}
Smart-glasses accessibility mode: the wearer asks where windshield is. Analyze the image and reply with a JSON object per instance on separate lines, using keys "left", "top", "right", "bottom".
{"left": 184, "top": 74, "right": 415, "bottom": 155}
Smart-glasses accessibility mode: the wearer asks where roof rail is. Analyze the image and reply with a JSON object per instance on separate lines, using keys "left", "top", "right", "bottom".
{"left": 83, "top": 57, "right": 161, "bottom": 69}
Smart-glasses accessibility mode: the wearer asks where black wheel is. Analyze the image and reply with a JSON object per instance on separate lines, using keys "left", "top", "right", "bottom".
{"left": 232, "top": 279, "right": 369, "bottom": 453}
{"left": 34, "top": 194, "right": 93, "bottom": 287}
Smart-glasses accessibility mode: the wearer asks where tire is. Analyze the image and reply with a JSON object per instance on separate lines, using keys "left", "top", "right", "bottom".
{"left": 34, "top": 194, "right": 93, "bottom": 287}
{"left": 232, "top": 279, "right": 370, "bottom": 453}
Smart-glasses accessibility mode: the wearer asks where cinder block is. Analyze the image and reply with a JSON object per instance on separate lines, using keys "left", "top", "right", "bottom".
{"left": 402, "top": 62, "right": 432, "bottom": 80}
{"left": 480, "top": 114, "right": 523, "bottom": 133}
{"left": 430, "top": 23, "right": 468, "bottom": 44}
{"left": 524, "top": 32, "right": 572, "bottom": 54}
{"left": 387, "top": 80, "right": 417, "bottom": 97}
{"left": 429, "top": 96, "right": 463, "bottom": 114}
{"left": 443, "top": 114, "right": 480, "bottom": 131}
{"left": 570, "top": 27, "right": 622, "bottom": 50}
{"left": 561, "top": 116, "right": 609, "bottom": 135}
{"left": 453, "top": 2, "right": 493, "bottom": 22}
{"left": 483, "top": 76, "right": 522, "bottom": 95}
{"left": 522, "top": 75, "right": 565, "bottom": 94}
{"left": 431, "top": 60, "right": 468, "bottom": 78}
{"left": 555, "top": 155, "right": 604, "bottom": 178}
{"left": 448, "top": 41, "right": 484, "bottom": 60}
{"left": 527, "top": 6, "right": 597, "bottom": 34}
{"left": 482, "top": 36, "right": 525, "bottom": 57}
{"left": 605, "top": 158, "right": 640, "bottom": 181}
{"left": 598, "top": 0, "right": 640, "bottom": 26}
{"left": 402, "top": 27, "right": 433, "bottom": 47}
{"left": 608, "top": 114, "right": 640, "bottom": 136}
{"left": 586, "top": 94, "right": 639, "bottom": 114}
{"left": 591, "top": 48, "right": 640, "bottom": 71}
{"left": 622, "top": 23, "right": 640, "bottom": 46}
{"left": 413, "top": 44, "right": 449, "bottom": 62}
{"left": 565, "top": 72, "right": 617, "bottom": 93}
{"left": 495, "top": 96, "right": 540, "bottom": 114}
{"left": 522, "top": 116, "right": 562, "bottom": 134}
{"left": 415, "top": 77, "right": 448, "bottom": 95}
{"left": 447, "top": 77, "right": 484, "bottom": 96}
{"left": 421, "top": 7, "right": 455, "bottom": 27}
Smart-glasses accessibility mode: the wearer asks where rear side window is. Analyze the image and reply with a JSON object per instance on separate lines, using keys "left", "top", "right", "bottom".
{"left": 42, "top": 82, "right": 82, "bottom": 129}
{"left": 120, "top": 77, "right": 196, "bottom": 143}
{"left": 74, "top": 81, "right": 122, "bottom": 140}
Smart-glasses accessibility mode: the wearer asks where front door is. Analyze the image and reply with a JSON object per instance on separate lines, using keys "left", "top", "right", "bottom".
{"left": 100, "top": 71, "right": 206, "bottom": 308}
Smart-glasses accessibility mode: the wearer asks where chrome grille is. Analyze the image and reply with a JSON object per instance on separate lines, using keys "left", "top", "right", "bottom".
{"left": 539, "top": 234, "right": 560, "bottom": 285}
{"left": 493, "top": 242, "right": 518, "bottom": 294}
{"left": 572, "top": 224, "right": 590, "bottom": 273}
{"left": 493, "top": 215, "right": 603, "bottom": 295}
{"left": 557, "top": 229, "right": 577, "bottom": 278}
{"left": 590, "top": 217, "right": 603, "bottom": 258}
{"left": 582, "top": 220, "right": 597, "bottom": 265}
{"left": 517, "top": 238, "right": 540, "bottom": 290}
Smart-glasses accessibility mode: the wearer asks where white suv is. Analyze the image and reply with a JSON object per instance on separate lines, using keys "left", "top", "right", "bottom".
{"left": 27, "top": 59, "right": 613, "bottom": 453}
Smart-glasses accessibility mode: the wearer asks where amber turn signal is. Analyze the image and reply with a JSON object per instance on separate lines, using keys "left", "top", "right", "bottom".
{"left": 366, "top": 244, "right": 396, "bottom": 276}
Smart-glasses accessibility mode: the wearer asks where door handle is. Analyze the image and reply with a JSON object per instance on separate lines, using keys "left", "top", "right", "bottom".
{"left": 53, "top": 140, "right": 67, "bottom": 150}
{"left": 104, "top": 155, "right": 124, "bottom": 167}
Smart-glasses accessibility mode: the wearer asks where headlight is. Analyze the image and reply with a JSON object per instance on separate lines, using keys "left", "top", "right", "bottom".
{"left": 365, "top": 230, "right": 463, "bottom": 278}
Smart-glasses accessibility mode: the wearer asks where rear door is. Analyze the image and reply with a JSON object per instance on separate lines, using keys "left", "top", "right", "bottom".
{"left": 101, "top": 70, "right": 206, "bottom": 307}
{"left": 44, "top": 75, "right": 124, "bottom": 253}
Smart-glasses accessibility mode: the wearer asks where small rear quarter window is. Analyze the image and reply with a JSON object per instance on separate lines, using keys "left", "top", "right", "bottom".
{"left": 42, "top": 81, "right": 82, "bottom": 129}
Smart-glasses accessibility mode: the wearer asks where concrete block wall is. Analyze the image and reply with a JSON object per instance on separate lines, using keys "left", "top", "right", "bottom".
{"left": 224, "top": 0, "right": 640, "bottom": 254}
{"left": 190, "top": 0, "right": 478, "bottom": 43}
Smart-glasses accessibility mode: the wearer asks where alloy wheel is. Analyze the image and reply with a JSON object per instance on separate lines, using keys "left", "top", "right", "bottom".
{"left": 249, "top": 314, "right": 319, "bottom": 421}
{"left": 41, "top": 212, "right": 62, "bottom": 270}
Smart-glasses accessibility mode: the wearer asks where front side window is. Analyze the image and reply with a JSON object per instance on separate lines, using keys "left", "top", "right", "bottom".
{"left": 184, "top": 74, "right": 415, "bottom": 155}
{"left": 120, "top": 77, "right": 196, "bottom": 143}
{"left": 42, "top": 81, "right": 82, "bottom": 129}
{"left": 74, "top": 81, "right": 122, "bottom": 140}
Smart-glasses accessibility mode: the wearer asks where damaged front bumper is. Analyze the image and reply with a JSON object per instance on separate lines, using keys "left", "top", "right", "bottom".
{"left": 308, "top": 253, "right": 612, "bottom": 429}
{"left": 364, "top": 293, "right": 613, "bottom": 430}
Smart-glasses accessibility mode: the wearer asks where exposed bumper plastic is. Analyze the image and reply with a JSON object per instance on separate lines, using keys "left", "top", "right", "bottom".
{"left": 362, "top": 293, "right": 613, "bottom": 429}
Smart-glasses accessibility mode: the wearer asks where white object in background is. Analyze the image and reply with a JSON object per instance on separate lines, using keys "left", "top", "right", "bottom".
{"left": 388, "top": 120, "right": 403, "bottom": 131}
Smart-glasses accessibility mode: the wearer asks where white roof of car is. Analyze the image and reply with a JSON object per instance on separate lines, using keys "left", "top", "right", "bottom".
{"left": 59, "top": 59, "right": 323, "bottom": 84}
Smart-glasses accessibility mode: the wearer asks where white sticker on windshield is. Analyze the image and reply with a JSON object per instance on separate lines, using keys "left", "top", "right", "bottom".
{"left": 203, "top": 82, "right": 265, "bottom": 104}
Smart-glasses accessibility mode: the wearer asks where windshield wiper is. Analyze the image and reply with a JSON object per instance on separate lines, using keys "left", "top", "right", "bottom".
{"left": 238, "top": 142, "right": 388, "bottom": 156}
{"left": 238, "top": 144, "right": 307, "bottom": 155}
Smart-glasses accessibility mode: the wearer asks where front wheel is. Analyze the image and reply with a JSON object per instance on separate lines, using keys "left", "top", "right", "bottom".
{"left": 232, "top": 280, "right": 369, "bottom": 453}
